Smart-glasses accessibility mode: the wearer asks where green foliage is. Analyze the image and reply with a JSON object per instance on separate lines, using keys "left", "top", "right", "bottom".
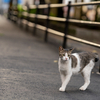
{"left": 17, "top": 5, "right": 23, "bottom": 12}
{"left": 30, "top": 9, "right": 36, "bottom": 14}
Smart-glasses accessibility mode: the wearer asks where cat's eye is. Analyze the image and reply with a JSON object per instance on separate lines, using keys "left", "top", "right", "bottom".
{"left": 63, "top": 54, "right": 65, "bottom": 56}
{"left": 68, "top": 54, "right": 70, "bottom": 57}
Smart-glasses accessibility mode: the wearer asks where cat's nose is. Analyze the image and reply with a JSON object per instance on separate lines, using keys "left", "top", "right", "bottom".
{"left": 66, "top": 58, "right": 67, "bottom": 60}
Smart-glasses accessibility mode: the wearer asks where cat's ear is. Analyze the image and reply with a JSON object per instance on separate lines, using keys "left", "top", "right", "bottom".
{"left": 68, "top": 48, "right": 74, "bottom": 54}
{"left": 59, "top": 46, "right": 63, "bottom": 52}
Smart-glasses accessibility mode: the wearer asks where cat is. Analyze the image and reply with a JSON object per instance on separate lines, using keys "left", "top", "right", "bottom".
{"left": 58, "top": 46, "right": 99, "bottom": 92}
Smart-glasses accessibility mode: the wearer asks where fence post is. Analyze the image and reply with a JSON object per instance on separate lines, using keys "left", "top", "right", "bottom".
{"left": 62, "top": 1, "right": 71, "bottom": 48}
{"left": 20, "top": 7, "right": 24, "bottom": 28}
{"left": 33, "top": 5, "right": 39, "bottom": 35}
{"left": 26, "top": 5, "right": 30, "bottom": 31}
{"left": 13, "top": 7, "right": 18, "bottom": 23}
{"left": 7, "top": 0, "right": 13, "bottom": 20}
{"left": 44, "top": 3, "right": 50, "bottom": 42}
{"left": 99, "top": 60, "right": 100, "bottom": 73}
{"left": 13, "top": 0, "right": 18, "bottom": 23}
{"left": 10, "top": 7, "right": 13, "bottom": 21}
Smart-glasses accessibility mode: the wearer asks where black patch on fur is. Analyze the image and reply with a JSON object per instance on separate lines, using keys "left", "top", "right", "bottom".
{"left": 95, "top": 58, "right": 99, "bottom": 62}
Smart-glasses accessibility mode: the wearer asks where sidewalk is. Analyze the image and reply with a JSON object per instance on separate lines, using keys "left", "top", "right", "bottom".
{"left": 0, "top": 16, "right": 100, "bottom": 100}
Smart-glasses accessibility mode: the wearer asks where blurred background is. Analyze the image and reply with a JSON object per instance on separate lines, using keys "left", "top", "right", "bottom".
{"left": 0, "top": 0, "right": 99, "bottom": 21}
{"left": 0, "top": 0, "right": 100, "bottom": 47}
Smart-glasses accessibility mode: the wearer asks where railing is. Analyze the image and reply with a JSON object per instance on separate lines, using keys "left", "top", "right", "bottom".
{"left": 8, "top": 1, "right": 100, "bottom": 72}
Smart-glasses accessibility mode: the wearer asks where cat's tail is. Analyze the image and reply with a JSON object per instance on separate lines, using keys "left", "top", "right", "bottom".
{"left": 94, "top": 53, "right": 99, "bottom": 62}
{"left": 94, "top": 53, "right": 100, "bottom": 73}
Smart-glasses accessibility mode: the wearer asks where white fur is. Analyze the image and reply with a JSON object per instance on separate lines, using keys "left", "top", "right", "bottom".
{"left": 62, "top": 53, "right": 70, "bottom": 61}
{"left": 79, "top": 60, "right": 94, "bottom": 90}
{"left": 58, "top": 53, "right": 95, "bottom": 92}
{"left": 58, "top": 56, "right": 72, "bottom": 91}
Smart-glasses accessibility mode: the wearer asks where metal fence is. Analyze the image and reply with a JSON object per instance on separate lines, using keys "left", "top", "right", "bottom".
{"left": 8, "top": 1, "right": 100, "bottom": 72}
{"left": 8, "top": 1, "right": 100, "bottom": 47}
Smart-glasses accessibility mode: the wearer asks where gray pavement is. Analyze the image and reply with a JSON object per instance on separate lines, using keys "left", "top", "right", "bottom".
{"left": 0, "top": 16, "right": 100, "bottom": 100}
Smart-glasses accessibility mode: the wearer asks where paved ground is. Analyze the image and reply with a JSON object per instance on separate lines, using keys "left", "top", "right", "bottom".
{"left": 0, "top": 16, "right": 100, "bottom": 100}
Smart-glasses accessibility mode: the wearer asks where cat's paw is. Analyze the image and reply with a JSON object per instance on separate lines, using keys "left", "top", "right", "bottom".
{"left": 59, "top": 87, "right": 65, "bottom": 92}
{"left": 79, "top": 86, "right": 86, "bottom": 91}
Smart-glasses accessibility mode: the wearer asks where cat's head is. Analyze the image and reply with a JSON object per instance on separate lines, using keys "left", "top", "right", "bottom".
{"left": 59, "top": 46, "right": 74, "bottom": 61}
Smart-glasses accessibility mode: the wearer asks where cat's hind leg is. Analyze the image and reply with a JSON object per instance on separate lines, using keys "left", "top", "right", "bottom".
{"left": 79, "top": 60, "right": 94, "bottom": 91}
{"left": 79, "top": 71, "right": 90, "bottom": 91}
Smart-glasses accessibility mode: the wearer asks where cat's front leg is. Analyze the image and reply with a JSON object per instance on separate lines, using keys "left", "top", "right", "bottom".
{"left": 59, "top": 73, "right": 72, "bottom": 92}
{"left": 60, "top": 71, "right": 66, "bottom": 84}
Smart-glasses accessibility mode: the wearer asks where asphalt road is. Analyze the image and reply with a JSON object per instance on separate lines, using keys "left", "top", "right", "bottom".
{"left": 0, "top": 16, "right": 100, "bottom": 100}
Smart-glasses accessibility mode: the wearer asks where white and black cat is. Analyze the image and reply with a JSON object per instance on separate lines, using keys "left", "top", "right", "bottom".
{"left": 58, "top": 46, "right": 99, "bottom": 91}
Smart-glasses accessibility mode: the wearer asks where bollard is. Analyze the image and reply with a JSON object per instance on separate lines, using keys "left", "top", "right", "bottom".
{"left": 62, "top": 1, "right": 71, "bottom": 48}
{"left": 44, "top": 3, "right": 50, "bottom": 42}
